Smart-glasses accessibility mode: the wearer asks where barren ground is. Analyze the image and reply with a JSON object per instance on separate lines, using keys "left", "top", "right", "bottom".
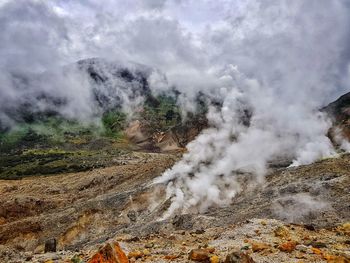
{"left": 0, "top": 152, "right": 349, "bottom": 262}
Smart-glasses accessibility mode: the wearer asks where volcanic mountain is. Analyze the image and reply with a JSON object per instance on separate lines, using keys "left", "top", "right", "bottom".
{"left": 0, "top": 60, "right": 349, "bottom": 262}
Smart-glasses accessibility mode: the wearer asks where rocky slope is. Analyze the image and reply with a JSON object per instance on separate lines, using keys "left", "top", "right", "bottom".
{"left": 0, "top": 150, "right": 349, "bottom": 262}
{"left": 1, "top": 67, "right": 350, "bottom": 262}
{"left": 323, "top": 91, "right": 350, "bottom": 141}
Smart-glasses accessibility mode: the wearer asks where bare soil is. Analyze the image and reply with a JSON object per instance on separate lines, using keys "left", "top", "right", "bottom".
{"left": 0, "top": 152, "right": 349, "bottom": 262}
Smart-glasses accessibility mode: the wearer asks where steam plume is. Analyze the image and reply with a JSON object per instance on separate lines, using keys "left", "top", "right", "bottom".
{"left": 153, "top": 0, "right": 350, "bottom": 217}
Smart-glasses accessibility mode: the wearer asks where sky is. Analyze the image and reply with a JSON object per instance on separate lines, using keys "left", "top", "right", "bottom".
{"left": 1, "top": 0, "right": 350, "bottom": 103}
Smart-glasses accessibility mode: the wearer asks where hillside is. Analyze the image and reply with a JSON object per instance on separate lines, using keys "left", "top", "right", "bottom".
{"left": 0, "top": 58, "right": 207, "bottom": 180}
{"left": 0, "top": 88, "right": 350, "bottom": 262}
{"left": 0, "top": 149, "right": 349, "bottom": 262}
{"left": 323, "top": 91, "right": 350, "bottom": 142}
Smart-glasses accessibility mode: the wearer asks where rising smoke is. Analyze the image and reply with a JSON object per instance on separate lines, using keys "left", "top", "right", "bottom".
{"left": 153, "top": 0, "right": 350, "bottom": 217}
{"left": 1, "top": 0, "right": 350, "bottom": 216}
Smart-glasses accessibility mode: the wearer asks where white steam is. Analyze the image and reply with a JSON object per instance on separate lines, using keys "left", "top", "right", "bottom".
{"left": 155, "top": 67, "right": 336, "bottom": 218}
{"left": 272, "top": 193, "right": 330, "bottom": 222}
{"left": 153, "top": 0, "right": 350, "bottom": 217}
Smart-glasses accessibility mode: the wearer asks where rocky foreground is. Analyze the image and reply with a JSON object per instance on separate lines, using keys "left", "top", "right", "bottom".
{"left": 2, "top": 218, "right": 350, "bottom": 263}
{"left": 0, "top": 152, "right": 350, "bottom": 262}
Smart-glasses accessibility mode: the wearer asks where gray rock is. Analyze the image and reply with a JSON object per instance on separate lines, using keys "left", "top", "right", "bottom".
{"left": 44, "top": 239, "right": 57, "bottom": 253}
{"left": 295, "top": 245, "right": 308, "bottom": 252}
{"left": 225, "top": 251, "right": 255, "bottom": 263}
{"left": 127, "top": 210, "right": 137, "bottom": 222}
{"left": 172, "top": 214, "right": 194, "bottom": 230}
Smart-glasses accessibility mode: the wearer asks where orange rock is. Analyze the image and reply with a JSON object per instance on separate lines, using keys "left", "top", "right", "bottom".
{"left": 88, "top": 242, "right": 129, "bottom": 263}
{"left": 127, "top": 250, "right": 143, "bottom": 259}
{"left": 188, "top": 249, "right": 210, "bottom": 261}
{"left": 278, "top": 241, "right": 297, "bottom": 253}
{"left": 274, "top": 226, "right": 290, "bottom": 239}
{"left": 250, "top": 242, "right": 269, "bottom": 252}
{"left": 210, "top": 255, "right": 220, "bottom": 263}
{"left": 323, "top": 253, "right": 337, "bottom": 260}
{"left": 311, "top": 247, "right": 322, "bottom": 255}
{"left": 114, "top": 243, "right": 129, "bottom": 263}
{"left": 329, "top": 257, "right": 350, "bottom": 263}
{"left": 164, "top": 255, "right": 179, "bottom": 260}
{"left": 0, "top": 217, "right": 6, "bottom": 225}
{"left": 323, "top": 254, "right": 350, "bottom": 263}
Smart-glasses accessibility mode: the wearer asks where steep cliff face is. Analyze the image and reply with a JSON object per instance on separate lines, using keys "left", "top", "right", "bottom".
{"left": 125, "top": 114, "right": 207, "bottom": 152}
{"left": 323, "top": 92, "right": 350, "bottom": 143}
{"left": 76, "top": 58, "right": 155, "bottom": 111}
{"left": 324, "top": 92, "right": 350, "bottom": 122}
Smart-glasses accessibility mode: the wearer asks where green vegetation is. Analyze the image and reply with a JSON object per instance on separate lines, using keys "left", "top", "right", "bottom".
{"left": 0, "top": 94, "right": 207, "bottom": 179}
{"left": 0, "top": 115, "right": 129, "bottom": 179}
{"left": 142, "top": 95, "right": 182, "bottom": 132}
{"left": 0, "top": 147, "right": 126, "bottom": 179}
{"left": 0, "top": 114, "right": 128, "bottom": 151}
{"left": 101, "top": 110, "right": 127, "bottom": 138}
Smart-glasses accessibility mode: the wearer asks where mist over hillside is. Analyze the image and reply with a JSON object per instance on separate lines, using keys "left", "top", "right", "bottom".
{"left": 0, "top": 58, "right": 163, "bottom": 128}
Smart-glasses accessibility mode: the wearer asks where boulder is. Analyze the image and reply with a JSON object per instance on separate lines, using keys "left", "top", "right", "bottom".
{"left": 278, "top": 241, "right": 297, "bottom": 252}
{"left": 44, "top": 238, "right": 56, "bottom": 253}
{"left": 188, "top": 249, "right": 210, "bottom": 262}
{"left": 250, "top": 242, "right": 269, "bottom": 252}
{"left": 88, "top": 242, "right": 128, "bottom": 263}
{"left": 225, "top": 251, "right": 255, "bottom": 263}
